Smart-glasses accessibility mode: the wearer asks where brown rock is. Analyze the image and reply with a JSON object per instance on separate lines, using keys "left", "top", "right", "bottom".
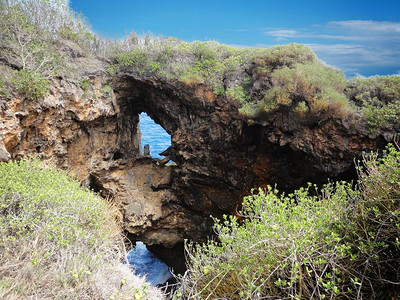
{"left": 0, "top": 62, "right": 393, "bottom": 248}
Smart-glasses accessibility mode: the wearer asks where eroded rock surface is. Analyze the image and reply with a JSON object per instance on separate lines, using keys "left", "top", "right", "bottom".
{"left": 0, "top": 63, "right": 391, "bottom": 248}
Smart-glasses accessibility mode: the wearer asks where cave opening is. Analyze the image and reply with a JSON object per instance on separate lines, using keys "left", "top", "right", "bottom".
{"left": 139, "top": 112, "right": 171, "bottom": 159}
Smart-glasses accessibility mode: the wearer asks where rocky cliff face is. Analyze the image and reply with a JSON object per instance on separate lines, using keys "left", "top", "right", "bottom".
{"left": 0, "top": 62, "right": 391, "bottom": 251}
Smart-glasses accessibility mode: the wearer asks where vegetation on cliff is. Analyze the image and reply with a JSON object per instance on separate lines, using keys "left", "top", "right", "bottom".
{"left": 177, "top": 144, "right": 400, "bottom": 299}
{"left": 0, "top": 158, "right": 163, "bottom": 299}
{"left": 1, "top": 0, "right": 399, "bottom": 133}
{"left": 107, "top": 40, "right": 354, "bottom": 121}
{"left": 0, "top": 0, "right": 104, "bottom": 100}
{"left": 346, "top": 75, "right": 400, "bottom": 133}
{"left": 1, "top": 2, "right": 400, "bottom": 299}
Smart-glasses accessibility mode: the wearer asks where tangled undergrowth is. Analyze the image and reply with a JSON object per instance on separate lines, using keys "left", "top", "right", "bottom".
{"left": 177, "top": 143, "right": 400, "bottom": 299}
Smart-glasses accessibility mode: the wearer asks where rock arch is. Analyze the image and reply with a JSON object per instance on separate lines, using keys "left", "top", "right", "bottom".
{"left": 1, "top": 69, "right": 387, "bottom": 250}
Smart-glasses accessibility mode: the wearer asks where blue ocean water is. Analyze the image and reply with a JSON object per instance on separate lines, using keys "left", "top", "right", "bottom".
{"left": 127, "top": 242, "right": 172, "bottom": 286}
{"left": 140, "top": 113, "right": 171, "bottom": 159}
{"left": 130, "top": 115, "right": 172, "bottom": 285}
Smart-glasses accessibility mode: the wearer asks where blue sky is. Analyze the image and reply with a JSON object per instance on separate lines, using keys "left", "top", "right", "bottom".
{"left": 70, "top": 0, "right": 400, "bottom": 77}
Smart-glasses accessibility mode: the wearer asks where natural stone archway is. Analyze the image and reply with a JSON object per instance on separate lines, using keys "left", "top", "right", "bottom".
{"left": 107, "top": 70, "right": 387, "bottom": 248}
{"left": 0, "top": 67, "right": 389, "bottom": 250}
{"left": 139, "top": 112, "right": 171, "bottom": 159}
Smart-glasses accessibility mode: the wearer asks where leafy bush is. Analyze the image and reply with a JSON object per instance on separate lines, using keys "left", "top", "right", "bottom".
{"left": 225, "top": 86, "right": 250, "bottom": 103}
{"left": 108, "top": 38, "right": 353, "bottom": 121}
{"left": 0, "top": 0, "right": 105, "bottom": 85}
{"left": 255, "top": 63, "right": 351, "bottom": 117}
{"left": 0, "top": 158, "right": 164, "bottom": 299}
{"left": 352, "top": 144, "right": 400, "bottom": 297}
{"left": 109, "top": 38, "right": 255, "bottom": 92}
{"left": 178, "top": 184, "right": 355, "bottom": 299}
{"left": 0, "top": 1, "right": 66, "bottom": 75}
{"left": 253, "top": 43, "right": 317, "bottom": 71}
{"left": 115, "top": 49, "right": 150, "bottom": 75}
{"left": 11, "top": 69, "right": 49, "bottom": 99}
{"left": 346, "top": 75, "right": 400, "bottom": 132}
{"left": 177, "top": 144, "right": 400, "bottom": 299}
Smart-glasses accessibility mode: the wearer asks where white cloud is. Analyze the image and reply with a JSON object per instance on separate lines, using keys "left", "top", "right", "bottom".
{"left": 265, "top": 20, "right": 400, "bottom": 41}
{"left": 266, "top": 29, "right": 357, "bottom": 41}
{"left": 263, "top": 20, "right": 400, "bottom": 75}
{"left": 328, "top": 20, "right": 400, "bottom": 33}
{"left": 265, "top": 29, "right": 299, "bottom": 37}
{"left": 306, "top": 43, "right": 400, "bottom": 76}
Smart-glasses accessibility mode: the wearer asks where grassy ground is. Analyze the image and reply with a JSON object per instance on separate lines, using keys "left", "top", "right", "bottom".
{"left": 0, "top": 158, "right": 164, "bottom": 300}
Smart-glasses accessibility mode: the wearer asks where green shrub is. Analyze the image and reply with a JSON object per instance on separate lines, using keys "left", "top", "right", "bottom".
{"left": 259, "top": 63, "right": 350, "bottom": 116}
{"left": 177, "top": 144, "right": 400, "bottom": 299}
{"left": 253, "top": 43, "right": 317, "bottom": 71}
{"left": 352, "top": 144, "right": 400, "bottom": 297}
{"left": 59, "top": 24, "right": 80, "bottom": 41}
{"left": 189, "top": 55, "right": 226, "bottom": 92}
{"left": 0, "top": 1, "right": 66, "bottom": 77}
{"left": 178, "top": 183, "right": 355, "bottom": 299}
{"left": 0, "top": 158, "right": 164, "bottom": 299}
{"left": 346, "top": 75, "right": 400, "bottom": 132}
{"left": 115, "top": 49, "right": 151, "bottom": 75}
{"left": 79, "top": 77, "right": 91, "bottom": 91}
{"left": 225, "top": 86, "right": 250, "bottom": 103}
{"left": 11, "top": 69, "right": 49, "bottom": 99}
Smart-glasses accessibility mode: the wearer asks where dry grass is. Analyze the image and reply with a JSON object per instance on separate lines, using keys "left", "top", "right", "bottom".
{"left": 0, "top": 158, "right": 164, "bottom": 300}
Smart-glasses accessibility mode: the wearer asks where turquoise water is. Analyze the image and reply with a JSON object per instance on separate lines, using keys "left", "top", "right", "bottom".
{"left": 140, "top": 113, "right": 171, "bottom": 159}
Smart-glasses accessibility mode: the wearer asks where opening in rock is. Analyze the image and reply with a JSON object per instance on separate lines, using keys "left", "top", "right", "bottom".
{"left": 126, "top": 241, "right": 173, "bottom": 286}
{"left": 88, "top": 174, "right": 103, "bottom": 193}
{"left": 139, "top": 112, "right": 171, "bottom": 159}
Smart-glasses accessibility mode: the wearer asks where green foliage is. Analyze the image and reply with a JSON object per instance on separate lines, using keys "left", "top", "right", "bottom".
{"left": 79, "top": 77, "right": 91, "bottom": 91}
{"left": 186, "top": 41, "right": 227, "bottom": 91}
{"left": 177, "top": 144, "right": 400, "bottom": 299}
{"left": 0, "top": 158, "right": 163, "bottom": 299}
{"left": 253, "top": 43, "right": 317, "bottom": 70}
{"left": 11, "top": 69, "right": 49, "bottom": 99}
{"left": 352, "top": 144, "right": 400, "bottom": 297}
{"left": 109, "top": 39, "right": 354, "bottom": 121}
{"left": 225, "top": 86, "right": 250, "bottom": 103}
{"left": 346, "top": 75, "right": 400, "bottom": 132}
{"left": 257, "top": 63, "right": 350, "bottom": 117}
{"left": 0, "top": 1, "right": 65, "bottom": 75}
{"left": 110, "top": 39, "right": 254, "bottom": 92}
{"left": 179, "top": 183, "right": 355, "bottom": 299}
{"left": 0, "top": 0, "right": 105, "bottom": 85}
{"left": 0, "top": 78, "right": 8, "bottom": 98}
{"left": 58, "top": 24, "right": 79, "bottom": 41}
{"left": 101, "top": 82, "right": 113, "bottom": 96}
{"left": 0, "top": 158, "right": 109, "bottom": 250}
{"left": 115, "top": 49, "right": 149, "bottom": 73}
